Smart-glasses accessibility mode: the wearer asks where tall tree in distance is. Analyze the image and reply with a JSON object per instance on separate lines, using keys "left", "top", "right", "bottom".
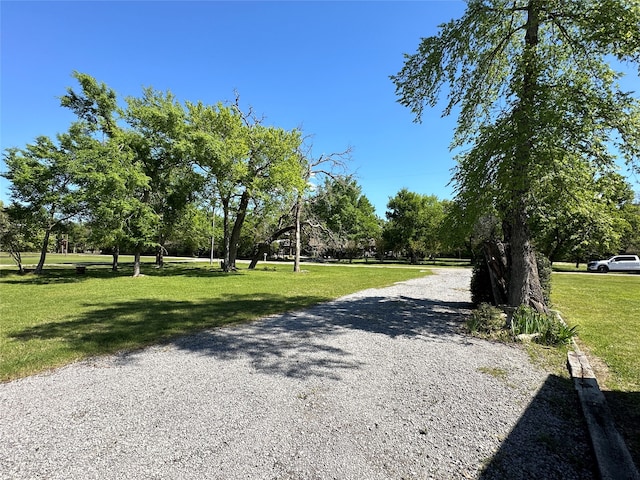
{"left": 310, "top": 176, "right": 381, "bottom": 263}
{"left": 186, "top": 97, "right": 304, "bottom": 272}
{"left": 61, "top": 73, "right": 163, "bottom": 276}
{"left": 2, "top": 125, "right": 89, "bottom": 274}
{"left": 0, "top": 202, "right": 40, "bottom": 273}
{"left": 124, "top": 87, "right": 199, "bottom": 268}
{"left": 392, "top": 0, "right": 640, "bottom": 311}
{"left": 291, "top": 146, "right": 351, "bottom": 271}
{"left": 383, "top": 189, "right": 445, "bottom": 264}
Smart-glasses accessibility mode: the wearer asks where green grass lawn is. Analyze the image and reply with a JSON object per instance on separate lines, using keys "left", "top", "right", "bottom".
{"left": 0, "top": 261, "right": 429, "bottom": 382}
{"left": 552, "top": 273, "right": 640, "bottom": 391}
{"left": 551, "top": 262, "right": 589, "bottom": 273}
{"left": 552, "top": 272, "right": 640, "bottom": 464}
{"left": 0, "top": 252, "right": 194, "bottom": 267}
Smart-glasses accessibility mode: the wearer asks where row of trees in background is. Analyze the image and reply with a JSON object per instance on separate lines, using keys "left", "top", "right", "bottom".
{"left": 2, "top": 66, "right": 639, "bottom": 277}
{"left": 2, "top": 164, "right": 637, "bottom": 274}
{"left": 0, "top": 71, "right": 456, "bottom": 274}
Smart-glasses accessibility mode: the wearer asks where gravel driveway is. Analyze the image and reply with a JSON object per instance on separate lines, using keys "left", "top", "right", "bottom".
{"left": 1, "top": 268, "right": 595, "bottom": 479}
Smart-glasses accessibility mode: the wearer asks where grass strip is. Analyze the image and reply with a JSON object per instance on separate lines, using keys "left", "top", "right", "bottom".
{"left": 551, "top": 272, "right": 640, "bottom": 465}
{"left": 551, "top": 273, "right": 640, "bottom": 392}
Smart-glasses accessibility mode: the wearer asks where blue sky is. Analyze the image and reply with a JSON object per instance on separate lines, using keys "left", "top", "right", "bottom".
{"left": 1, "top": 1, "right": 638, "bottom": 216}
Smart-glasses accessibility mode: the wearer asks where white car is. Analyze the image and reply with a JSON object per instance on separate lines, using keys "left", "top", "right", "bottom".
{"left": 587, "top": 255, "right": 640, "bottom": 273}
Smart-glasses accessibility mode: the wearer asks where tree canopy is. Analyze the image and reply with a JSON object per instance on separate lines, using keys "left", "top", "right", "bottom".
{"left": 383, "top": 189, "right": 446, "bottom": 264}
{"left": 309, "top": 176, "right": 381, "bottom": 261}
{"left": 2, "top": 125, "right": 90, "bottom": 273}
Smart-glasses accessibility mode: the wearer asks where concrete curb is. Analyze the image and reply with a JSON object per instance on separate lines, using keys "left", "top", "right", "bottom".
{"left": 567, "top": 346, "right": 640, "bottom": 480}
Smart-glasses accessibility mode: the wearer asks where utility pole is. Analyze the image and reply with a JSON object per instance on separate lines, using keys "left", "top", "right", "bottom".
{"left": 210, "top": 201, "right": 215, "bottom": 266}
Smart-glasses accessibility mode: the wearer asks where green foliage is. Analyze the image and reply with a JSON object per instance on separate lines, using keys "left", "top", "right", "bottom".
{"left": 185, "top": 99, "right": 305, "bottom": 270}
{"left": 383, "top": 189, "right": 445, "bottom": 263}
{"left": 309, "top": 176, "right": 382, "bottom": 259}
{"left": 1, "top": 125, "right": 91, "bottom": 273}
{"left": 0, "top": 203, "right": 41, "bottom": 272}
{"left": 466, "top": 303, "right": 506, "bottom": 335}
{"left": 620, "top": 201, "right": 640, "bottom": 253}
{"left": 511, "top": 305, "right": 578, "bottom": 346}
{"left": 60, "top": 70, "right": 119, "bottom": 136}
{"left": 165, "top": 203, "right": 216, "bottom": 256}
{"left": 123, "top": 87, "right": 199, "bottom": 260}
{"left": 532, "top": 169, "right": 635, "bottom": 262}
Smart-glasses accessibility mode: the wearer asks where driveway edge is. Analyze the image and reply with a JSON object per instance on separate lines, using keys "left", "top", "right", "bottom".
{"left": 567, "top": 348, "right": 640, "bottom": 480}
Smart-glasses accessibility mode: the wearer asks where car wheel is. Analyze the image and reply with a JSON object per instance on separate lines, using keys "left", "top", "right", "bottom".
{"left": 598, "top": 265, "right": 609, "bottom": 273}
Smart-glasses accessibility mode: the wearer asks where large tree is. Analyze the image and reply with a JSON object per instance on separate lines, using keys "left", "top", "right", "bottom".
{"left": 392, "top": 0, "right": 640, "bottom": 311}
{"left": 620, "top": 198, "right": 640, "bottom": 254}
{"left": 186, "top": 99, "right": 304, "bottom": 271}
{"left": 310, "top": 176, "right": 382, "bottom": 262}
{"left": 383, "top": 189, "right": 445, "bottom": 264}
{"left": 124, "top": 87, "right": 199, "bottom": 268}
{"left": 531, "top": 169, "right": 635, "bottom": 263}
{"left": 62, "top": 74, "right": 152, "bottom": 275}
{"left": 0, "top": 202, "right": 41, "bottom": 273}
{"left": 2, "top": 125, "right": 89, "bottom": 274}
{"left": 62, "top": 73, "right": 196, "bottom": 275}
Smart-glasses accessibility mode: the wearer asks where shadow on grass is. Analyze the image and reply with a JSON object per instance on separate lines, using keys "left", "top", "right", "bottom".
{"left": 480, "top": 374, "right": 598, "bottom": 479}
{"left": 0, "top": 263, "right": 240, "bottom": 285}
{"left": 10, "top": 293, "right": 326, "bottom": 369}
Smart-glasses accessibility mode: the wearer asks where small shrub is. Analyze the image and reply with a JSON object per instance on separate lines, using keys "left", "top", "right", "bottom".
{"left": 511, "top": 305, "right": 578, "bottom": 346}
{"left": 466, "top": 303, "right": 506, "bottom": 335}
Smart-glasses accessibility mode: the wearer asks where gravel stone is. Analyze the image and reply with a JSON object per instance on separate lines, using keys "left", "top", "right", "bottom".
{"left": 0, "top": 268, "right": 595, "bottom": 479}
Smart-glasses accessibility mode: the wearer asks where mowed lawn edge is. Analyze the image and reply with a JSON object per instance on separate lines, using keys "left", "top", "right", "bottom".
{"left": 551, "top": 272, "right": 640, "bottom": 465}
{"left": 551, "top": 272, "right": 640, "bottom": 392}
{"left": 0, "top": 263, "right": 432, "bottom": 382}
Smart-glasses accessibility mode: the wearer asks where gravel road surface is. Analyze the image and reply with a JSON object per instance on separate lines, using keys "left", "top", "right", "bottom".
{"left": 1, "top": 268, "right": 595, "bottom": 479}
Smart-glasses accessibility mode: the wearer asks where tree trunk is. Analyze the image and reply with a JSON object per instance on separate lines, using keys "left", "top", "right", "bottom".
{"left": 155, "top": 233, "right": 165, "bottom": 267}
{"left": 499, "top": 0, "right": 547, "bottom": 313}
{"left": 221, "top": 196, "right": 231, "bottom": 272}
{"left": 133, "top": 251, "right": 142, "bottom": 277}
{"left": 227, "top": 190, "right": 250, "bottom": 271}
{"left": 209, "top": 201, "right": 215, "bottom": 266}
{"left": 248, "top": 243, "right": 270, "bottom": 269}
{"left": 248, "top": 225, "right": 296, "bottom": 270}
{"left": 293, "top": 196, "right": 302, "bottom": 272}
{"left": 34, "top": 228, "right": 52, "bottom": 274}
{"left": 155, "top": 247, "right": 164, "bottom": 267}
{"left": 483, "top": 239, "right": 509, "bottom": 306}
{"left": 112, "top": 246, "right": 119, "bottom": 272}
{"left": 10, "top": 251, "right": 24, "bottom": 274}
{"left": 507, "top": 210, "right": 547, "bottom": 313}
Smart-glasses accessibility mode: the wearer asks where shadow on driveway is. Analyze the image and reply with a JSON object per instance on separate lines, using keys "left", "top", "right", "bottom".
{"left": 171, "top": 294, "right": 473, "bottom": 379}
{"left": 480, "top": 374, "right": 597, "bottom": 479}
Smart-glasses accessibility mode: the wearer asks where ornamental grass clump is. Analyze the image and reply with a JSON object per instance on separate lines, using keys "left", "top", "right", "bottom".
{"left": 510, "top": 305, "right": 578, "bottom": 346}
